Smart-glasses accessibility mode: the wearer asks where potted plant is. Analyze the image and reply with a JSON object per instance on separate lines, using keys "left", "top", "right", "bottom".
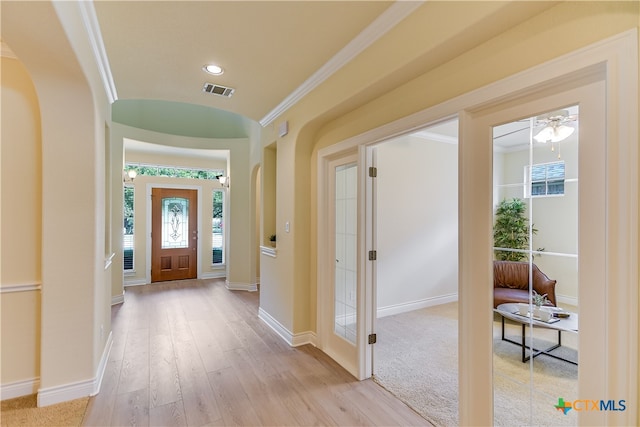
{"left": 269, "top": 234, "right": 276, "bottom": 247}
{"left": 532, "top": 290, "right": 550, "bottom": 307}
{"left": 532, "top": 291, "right": 552, "bottom": 320}
{"left": 493, "top": 198, "right": 537, "bottom": 261}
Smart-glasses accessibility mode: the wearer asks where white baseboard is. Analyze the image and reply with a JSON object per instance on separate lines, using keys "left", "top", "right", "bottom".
{"left": 258, "top": 307, "right": 316, "bottom": 347}
{"left": 123, "top": 278, "right": 147, "bottom": 287}
{"left": 292, "top": 331, "right": 317, "bottom": 347}
{"left": 92, "top": 332, "right": 113, "bottom": 396}
{"left": 111, "top": 291, "right": 124, "bottom": 306}
{"left": 37, "top": 332, "right": 113, "bottom": 407}
{"left": 556, "top": 294, "right": 578, "bottom": 307}
{"left": 201, "top": 271, "right": 226, "bottom": 279}
{"left": 377, "top": 293, "right": 458, "bottom": 318}
{"left": 225, "top": 280, "right": 258, "bottom": 292}
{"left": 38, "top": 378, "right": 94, "bottom": 407}
{"left": 1, "top": 377, "right": 40, "bottom": 400}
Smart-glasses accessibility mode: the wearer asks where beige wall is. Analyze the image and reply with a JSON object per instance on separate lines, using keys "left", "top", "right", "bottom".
{"left": 257, "top": 1, "right": 638, "bottom": 337}
{"left": 2, "top": 0, "right": 113, "bottom": 403}
{"left": 261, "top": 2, "right": 638, "bottom": 333}
{"left": 0, "top": 56, "right": 42, "bottom": 387}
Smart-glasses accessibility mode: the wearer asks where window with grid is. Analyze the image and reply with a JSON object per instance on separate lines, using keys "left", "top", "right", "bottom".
{"left": 524, "top": 161, "right": 565, "bottom": 197}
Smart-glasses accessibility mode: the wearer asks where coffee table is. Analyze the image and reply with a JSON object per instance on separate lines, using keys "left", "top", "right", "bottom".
{"left": 495, "top": 302, "right": 578, "bottom": 365}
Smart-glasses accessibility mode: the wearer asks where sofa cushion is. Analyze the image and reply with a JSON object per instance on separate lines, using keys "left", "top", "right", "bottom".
{"left": 494, "top": 288, "right": 531, "bottom": 307}
{"left": 492, "top": 260, "right": 557, "bottom": 307}
{"left": 493, "top": 261, "right": 530, "bottom": 290}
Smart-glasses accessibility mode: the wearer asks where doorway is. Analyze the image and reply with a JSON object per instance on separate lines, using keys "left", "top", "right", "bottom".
{"left": 151, "top": 187, "right": 198, "bottom": 282}
{"left": 369, "top": 120, "right": 459, "bottom": 425}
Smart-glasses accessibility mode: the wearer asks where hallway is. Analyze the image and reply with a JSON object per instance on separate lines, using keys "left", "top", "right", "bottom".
{"left": 82, "top": 279, "right": 429, "bottom": 426}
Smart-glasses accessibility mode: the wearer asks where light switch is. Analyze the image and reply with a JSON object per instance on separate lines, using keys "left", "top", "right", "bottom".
{"left": 285, "top": 221, "right": 290, "bottom": 233}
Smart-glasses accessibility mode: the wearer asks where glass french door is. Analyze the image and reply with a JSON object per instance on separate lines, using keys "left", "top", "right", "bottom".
{"left": 486, "top": 79, "right": 606, "bottom": 425}
{"left": 322, "top": 154, "right": 359, "bottom": 377}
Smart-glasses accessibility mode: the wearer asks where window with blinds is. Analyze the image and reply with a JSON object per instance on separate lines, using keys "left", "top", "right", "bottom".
{"left": 212, "top": 190, "right": 224, "bottom": 264}
{"left": 524, "top": 161, "right": 565, "bottom": 197}
{"left": 124, "top": 185, "right": 134, "bottom": 271}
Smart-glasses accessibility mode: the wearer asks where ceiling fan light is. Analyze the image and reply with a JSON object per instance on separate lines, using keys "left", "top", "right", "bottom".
{"left": 534, "top": 124, "right": 575, "bottom": 143}
{"left": 534, "top": 126, "right": 554, "bottom": 143}
{"left": 203, "top": 64, "right": 224, "bottom": 75}
{"left": 552, "top": 125, "right": 574, "bottom": 142}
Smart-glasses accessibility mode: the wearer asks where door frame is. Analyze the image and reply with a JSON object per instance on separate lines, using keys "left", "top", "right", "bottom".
{"left": 146, "top": 183, "right": 203, "bottom": 284}
{"left": 315, "top": 29, "right": 637, "bottom": 424}
{"left": 469, "top": 78, "right": 606, "bottom": 425}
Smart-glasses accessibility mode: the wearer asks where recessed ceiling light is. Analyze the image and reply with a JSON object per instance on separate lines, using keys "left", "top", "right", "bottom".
{"left": 203, "top": 64, "right": 224, "bottom": 75}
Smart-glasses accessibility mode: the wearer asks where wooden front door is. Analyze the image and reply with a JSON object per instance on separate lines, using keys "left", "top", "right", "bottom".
{"left": 151, "top": 188, "right": 197, "bottom": 282}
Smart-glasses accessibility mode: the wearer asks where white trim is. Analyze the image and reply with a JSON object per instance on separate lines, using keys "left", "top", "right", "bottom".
{"left": 292, "top": 331, "right": 317, "bottom": 347}
{"left": 123, "top": 278, "right": 147, "bottom": 287}
{"left": 37, "top": 332, "right": 112, "bottom": 406}
{"left": 412, "top": 130, "right": 458, "bottom": 145}
{"left": 377, "top": 293, "right": 458, "bottom": 318}
{"left": 556, "top": 294, "right": 578, "bottom": 307}
{"left": 37, "top": 379, "right": 94, "bottom": 407}
{"left": 258, "top": 307, "right": 317, "bottom": 347}
{"left": 201, "top": 270, "right": 226, "bottom": 279}
{"left": 0, "top": 283, "right": 42, "bottom": 293}
{"left": 1, "top": 377, "right": 40, "bottom": 400}
{"left": 104, "top": 252, "right": 115, "bottom": 270}
{"left": 259, "top": 1, "right": 423, "bottom": 126}
{"left": 111, "top": 291, "right": 125, "bottom": 305}
{"left": 77, "top": 0, "right": 118, "bottom": 104}
{"left": 259, "top": 246, "right": 277, "bottom": 258}
{"left": 225, "top": 280, "right": 257, "bottom": 292}
{"left": 92, "top": 332, "right": 113, "bottom": 396}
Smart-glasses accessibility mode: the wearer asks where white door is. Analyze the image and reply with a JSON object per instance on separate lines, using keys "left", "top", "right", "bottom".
{"left": 320, "top": 154, "right": 360, "bottom": 377}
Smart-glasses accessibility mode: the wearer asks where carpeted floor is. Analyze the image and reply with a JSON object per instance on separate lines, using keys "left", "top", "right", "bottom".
{"left": 0, "top": 394, "right": 89, "bottom": 426}
{"left": 374, "top": 301, "right": 578, "bottom": 427}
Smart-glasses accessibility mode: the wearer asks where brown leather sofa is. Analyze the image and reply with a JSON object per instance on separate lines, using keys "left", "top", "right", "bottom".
{"left": 493, "top": 260, "right": 557, "bottom": 308}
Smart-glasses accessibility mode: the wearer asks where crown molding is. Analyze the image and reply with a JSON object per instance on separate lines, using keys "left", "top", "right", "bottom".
{"left": 259, "top": 1, "right": 424, "bottom": 127}
{"left": 78, "top": 0, "right": 118, "bottom": 104}
{"left": 412, "top": 130, "right": 458, "bottom": 145}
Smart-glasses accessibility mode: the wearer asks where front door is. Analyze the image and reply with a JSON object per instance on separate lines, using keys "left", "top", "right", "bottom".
{"left": 151, "top": 188, "right": 198, "bottom": 282}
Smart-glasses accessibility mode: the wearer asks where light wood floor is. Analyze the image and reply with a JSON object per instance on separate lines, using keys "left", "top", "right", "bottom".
{"left": 82, "top": 279, "right": 430, "bottom": 426}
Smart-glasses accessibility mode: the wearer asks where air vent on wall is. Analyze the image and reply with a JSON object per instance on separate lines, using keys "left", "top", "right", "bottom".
{"left": 202, "top": 82, "right": 235, "bottom": 98}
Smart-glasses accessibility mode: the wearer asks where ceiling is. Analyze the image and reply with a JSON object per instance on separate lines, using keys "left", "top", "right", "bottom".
{"left": 93, "top": 1, "right": 399, "bottom": 126}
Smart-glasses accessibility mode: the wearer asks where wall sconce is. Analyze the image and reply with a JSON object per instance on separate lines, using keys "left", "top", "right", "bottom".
{"left": 217, "top": 175, "right": 229, "bottom": 188}
{"left": 123, "top": 169, "right": 137, "bottom": 183}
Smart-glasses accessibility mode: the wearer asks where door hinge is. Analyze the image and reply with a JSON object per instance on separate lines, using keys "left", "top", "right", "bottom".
{"left": 368, "top": 250, "right": 377, "bottom": 261}
{"left": 368, "top": 166, "right": 377, "bottom": 177}
{"left": 368, "top": 333, "right": 377, "bottom": 344}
